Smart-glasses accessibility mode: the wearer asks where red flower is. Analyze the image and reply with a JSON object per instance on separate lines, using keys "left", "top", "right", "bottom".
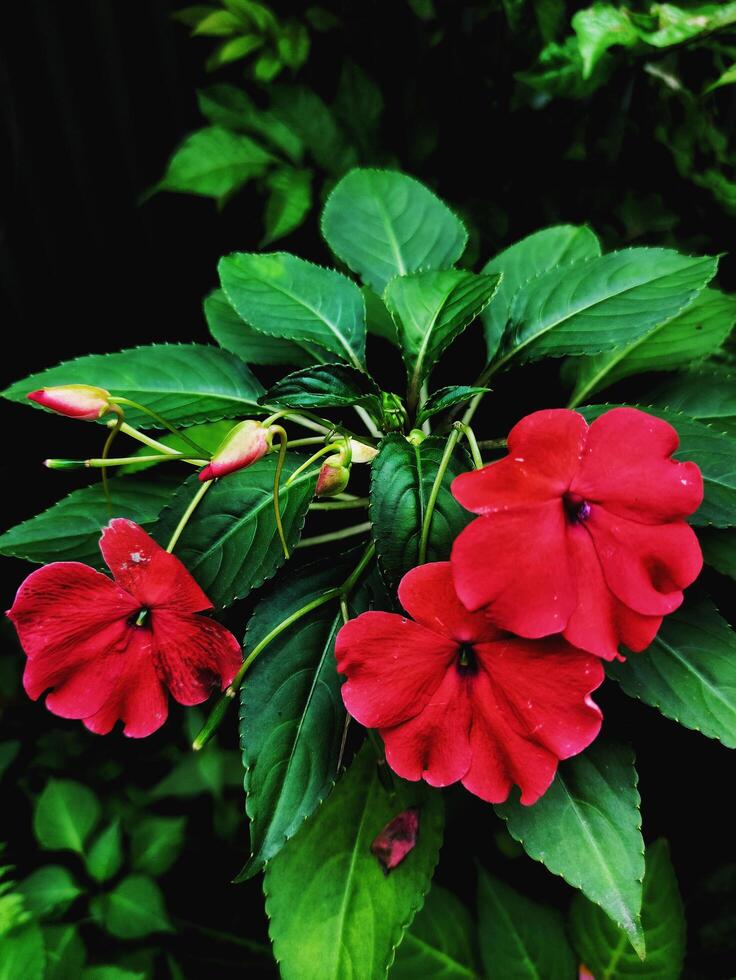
{"left": 7, "top": 520, "right": 242, "bottom": 737}
{"left": 335, "top": 562, "right": 603, "bottom": 805}
{"left": 452, "top": 408, "right": 703, "bottom": 660}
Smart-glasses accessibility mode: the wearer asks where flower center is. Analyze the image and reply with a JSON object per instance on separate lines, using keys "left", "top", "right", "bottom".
{"left": 563, "top": 493, "right": 591, "bottom": 524}
{"left": 456, "top": 643, "right": 478, "bottom": 676}
{"left": 129, "top": 607, "right": 150, "bottom": 628}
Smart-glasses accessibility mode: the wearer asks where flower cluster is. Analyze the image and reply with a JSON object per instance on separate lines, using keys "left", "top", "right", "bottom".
{"left": 335, "top": 407, "right": 703, "bottom": 804}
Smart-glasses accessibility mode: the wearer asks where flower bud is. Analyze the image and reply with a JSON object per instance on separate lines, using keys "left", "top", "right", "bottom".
{"left": 199, "top": 420, "right": 272, "bottom": 482}
{"left": 315, "top": 453, "right": 351, "bottom": 497}
{"left": 349, "top": 439, "right": 378, "bottom": 464}
{"left": 27, "top": 385, "right": 113, "bottom": 421}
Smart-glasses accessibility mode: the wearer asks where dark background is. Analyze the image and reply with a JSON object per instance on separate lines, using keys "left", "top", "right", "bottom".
{"left": 1, "top": 1, "right": 735, "bottom": 976}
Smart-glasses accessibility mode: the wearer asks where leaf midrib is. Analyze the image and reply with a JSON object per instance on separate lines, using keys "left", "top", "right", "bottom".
{"left": 651, "top": 633, "right": 736, "bottom": 719}
{"left": 401, "top": 933, "right": 478, "bottom": 978}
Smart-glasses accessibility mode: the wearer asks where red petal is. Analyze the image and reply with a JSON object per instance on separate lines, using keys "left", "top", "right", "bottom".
{"left": 451, "top": 504, "right": 577, "bottom": 636}
{"left": 335, "top": 612, "right": 455, "bottom": 729}
{"left": 398, "top": 562, "right": 501, "bottom": 643}
{"left": 150, "top": 609, "right": 242, "bottom": 705}
{"left": 462, "top": 638, "right": 603, "bottom": 805}
{"left": 381, "top": 666, "right": 473, "bottom": 787}
{"left": 572, "top": 407, "right": 703, "bottom": 524}
{"left": 370, "top": 807, "right": 420, "bottom": 874}
{"left": 99, "top": 519, "right": 212, "bottom": 613}
{"left": 563, "top": 525, "right": 662, "bottom": 659}
{"left": 452, "top": 409, "right": 587, "bottom": 515}
{"left": 586, "top": 506, "right": 702, "bottom": 616}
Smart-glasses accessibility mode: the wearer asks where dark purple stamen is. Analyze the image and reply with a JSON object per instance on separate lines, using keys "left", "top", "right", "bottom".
{"left": 563, "top": 493, "right": 591, "bottom": 524}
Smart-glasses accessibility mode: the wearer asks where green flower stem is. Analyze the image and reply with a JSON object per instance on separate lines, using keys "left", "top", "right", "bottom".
{"left": 309, "top": 497, "right": 369, "bottom": 511}
{"left": 112, "top": 420, "right": 209, "bottom": 466}
{"left": 296, "top": 521, "right": 372, "bottom": 549}
{"left": 418, "top": 425, "right": 462, "bottom": 565}
{"left": 270, "top": 426, "right": 290, "bottom": 560}
{"left": 84, "top": 453, "right": 207, "bottom": 467}
{"left": 477, "top": 438, "right": 507, "bottom": 450}
{"left": 100, "top": 405, "right": 124, "bottom": 507}
{"left": 285, "top": 443, "right": 342, "bottom": 486}
{"left": 286, "top": 437, "right": 327, "bottom": 448}
{"left": 192, "top": 542, "right": 376, "bottom": 752}
{"left": 460, "top": 371, "right": 497, "bottom": 426}
{"left": 353, "top": 405, "right": 382, "bottom": 438}
{"left": 112, "top": 397, "right": 210, "bottom": 456}
{"left": 165, "top": 480, "right": 213, "bottom": 554}
{"left": 455, "top": 422, "right": 484, "bottom": 469}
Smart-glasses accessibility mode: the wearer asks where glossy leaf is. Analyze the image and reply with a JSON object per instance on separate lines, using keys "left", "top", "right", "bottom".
{"left": 322, "top": 168, "right": 468, "bottom": 294}
{"left": 477, "top": 871, "right": 575, "bottom": 979}
{"left": 572, "top": 5, "right": 638, "bottom": 78}
{"left": 570, "top": 840, "right": 685, "bottom": 978}
{"left": 416, "top": 386, "right": 490, "bottom": 426}
{"left": 154, "top": 453, "right": 316, "bottom": 607}
{"left": 263, "top": 167, "right": 312, "bottom": 245}
{"left": 238, "top": 551, "right": 382, "bottom": 879}
{"left": 0, "top": 924, "right": 45, "bottom": 980}
{"left": 391, "top": 883, "right": 479, "bottom": 979}
{"left": 580, "top": 404, "right": 736, "bottom": 527}
{"left": 156, "top": 126, "right": 272, "bottom": 201}
{"left": 197, "top": 84, "right": 303, "bottom": 160}
{"left": 497, "top": 249, "right": 717, "bottom": 368}
{"left": 0, "top": 478, "right": 179, "bottom": 568}
{"left": 385, "top": 270, "right": 500, "bottom": 392}
{"left": 699, "top": 527, "right": 736, "bottom": 579}
{"left": 34, "top": 781, "right": 101, "bottom": 855}
{"left": 495, "top": 740, "right": 645, "bottom": 956}
{"left": 609, "top": 597, "right": 736, "bottom": 749}
{"left": 204, "top": 288, "right": 322, "bottom": 367}
{"left": 481, "top": 225, "right": 601, "bottom": 362}
{"left": 265, "top": 742, "right": 444, "bottom": 980}
{"left": 130, "top": 816, "right": 187, "bottom": 876}
{"left": 86, "top": 822, "right": 124, "bottom": 884}
{"left": 364, "top": 287, "right": 399, "bottom": 344}
{"left": 3, "top": 344, "right": 265, "bottom": 428}
{"left": 91, "top": 875, "right": 172, "bottom": 939}
{"left": 219, "top": 251, "right": 366, "bottom": 368}
{"left": 18, "top": 866, "right": 82, "bottom": 919}
{"left": 370, "top": 434, "right": 472, "bottom": 588}
{"left": 568, "top": 288, "right": 736, "bottom": 404}
{"left": 261, "top": 362, "right": 383, "bottom": 414}
{"left": 649, "top": 361, "right": 736, "bottom": 436}
{"left": 43, "top": 925, "right": 86, "bottom": 980}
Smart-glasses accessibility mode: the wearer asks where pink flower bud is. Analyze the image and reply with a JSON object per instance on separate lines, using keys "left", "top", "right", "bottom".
{"left": 27, "top": 385, "right": 113, "bottom": 421}
{"left": 199, "top": 420, "right": 272, "bottom": 482}
{"left": 370, "top": 807, "right": 420, "bottom": 874}
{"left": 315, "top": 454, "right": 351, "bottom": 497}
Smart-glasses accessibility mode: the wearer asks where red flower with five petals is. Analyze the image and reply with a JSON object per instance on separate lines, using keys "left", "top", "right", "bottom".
{"left": 7, "top": 519, "right": 242, "bottom": 737}
{"left": 451, "top": 408, "right": 703, "bottom": 660}
{"left": 335, "top": 562, "right": 603, "bottom": 805}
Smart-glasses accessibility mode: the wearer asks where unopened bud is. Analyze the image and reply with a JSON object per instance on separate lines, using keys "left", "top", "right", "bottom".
{"left": 28, "top": 385, "right": 113, "bottom": 421}
{"left": 43, "top": 458, "right": 86, "bottom": 470}
{"left": 315, "top": 454, "right": 351, "bottom": 497}
{"left": 199, "top": 420, "right": 272, "bottom": 482}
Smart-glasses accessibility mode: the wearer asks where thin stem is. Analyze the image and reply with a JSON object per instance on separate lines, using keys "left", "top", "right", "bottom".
{"left": 341, "top": 541, "right": 376, "bottom": 595}
{"left": 353, "top": 405, "right": 382, "bottom": 438}
{"left": 455, "top": 422, "right": 484, "bottom": 469}
{"left": 296, "top": 522, "right": 372, "bottom": 549}
{"left": 309, "top": 497, "right": 369, "bottom": 511}
{"left": 284, "top": 412, "right": 330, "bottom": 435}
{"left": 460, "top": 379, "right": 495, "bottom": 427}
{"left": 419, "top": 380, "right": 431, "bottom": 435}
{"left": 262, "top": 409, "right": 290, "bottom": 427}
{"left": 85, "top": 453, "right": 207, "bottom": 467}
{"left": 100, "top": 407, "right": 124, "bottom": 507}
{"left": 165, "top": 480, "right": 212, "bottom": 554}
{"left": 287, "top": 437, "right": 327, "bottom": 448}
{"left": 339, "top": 595, "right": 350, "bottom": 624}
{"left": 114, "top": 421, "right": 205, "bottom": 465}
{"left": 271, "top": 426, "right": 290, "bottom": 560}
{"left": 477, "top": 438, "right": 507, "bottom": 450}
{"left": 285, "top": 443, "right": 341, "bottom": 486}
{"left": 113, "top": 397, "right": 209, "bottom": 455}
{"left": 418, "top": 426, "right": 461, "bottom": 564}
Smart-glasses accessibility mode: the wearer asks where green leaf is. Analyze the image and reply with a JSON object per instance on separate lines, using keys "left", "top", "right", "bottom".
{"left": 265, "top": 742, "right": 444, "bottom": 980}
{"left": 640, "top": 2, "right": 736, "bottom": 48}
{"left": 570, "top": 840, "right": 685, "bottom": 978}
{"left": 476, "top": 871, "right": 575, "bottom": 979}
{"left": 649, "top": 362, "right": 736, "bottom": 436}
{"left": 270, "top": 85, "right": 356, "bottom": 175}
{"left": 364, "top": 287, "right": 399, "bottom": 345}
{"left": 261, "top": 363, "right": 382, "bottom": 414}
{"left": 86, "top": 822, "right": 124, "bottom": 884}
{"left": 238, "top": 551, "right": 381, "bottom": 879}
{"left": 322, "top": 169, "right": 468, "bottom": 294}
{"left": 130, "top": 816, "right": 186, "bottom": 876}
{"left": 204, "top": 288, "right": 322, "bottom": 367}
{"left": 0, "top": 924, "right": 45, "bottom": 980}
{"left": 384, "top": 270, "right": 501, "bottom": 393}
{"left": 495, "top": 740, "right": 645, "bottom": 957}
{"left": 3, "top": 344, "right": 265, "bottom": 429}
{"left": 699, "top": 527, "right": 736, "bottom": 579}
{"left": 34, "top": 781, "right": 101, "bottom": 855}
{"left": 219, "top": 252, "right": 366, "bottom": 368}
{"left": 82, "top": 968, "right": 145, "bottom": 980}
{"left": 705, "top": 62, "right": 736, "bottom": 94}
{"left": 156, "top": 126, "right": 272, "bottom": 201}
{"left": 572, "top": 4, "right": 639, "bottom": 78}
{"left": 391, "top": 883, "right": 479, "bottom": 979}
{"left": 154, "top": 453, "right": 316, "bottom": 607}
{"left": 197, "top": 85, "right": 303, "bottom": 161}
{"left": 18, "top": 867, "right": 82, "bottom": 919}
{"left": 481, "top": 225, "right": 601, "bottom": 362}
{"left": 206, "top": 34, "right": 265, "bottom": 71}
{"left": 416, "top": 387, "right": 490, "bottom": 427}
{"left": 370, "top": 434, "right": 472, "bottom": 588}
{"left": 568, "top": 288, "right": 736, "bottom": 404}
{"left": 580, "top": 404, "right": 736, "bottom": 527}
{"left": 496, "top": 249, "right": 718, "bottom": 369}
{"left": 0, "top": 478, "right": 178, "bottom": 567}
{"left": 43, "top": 924, "right": 86, "bottom": 980}
{"left": 0, "top": 741, "right": 20, "bottom": 781}
{"left": 91, "top": 875, "right": 172, "bottom": 939}
{"left": 262, "top": 167, "right": 312, "bottom": 245}
{"left": 608, "top": 597, "right": 736, "bottom": 749}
